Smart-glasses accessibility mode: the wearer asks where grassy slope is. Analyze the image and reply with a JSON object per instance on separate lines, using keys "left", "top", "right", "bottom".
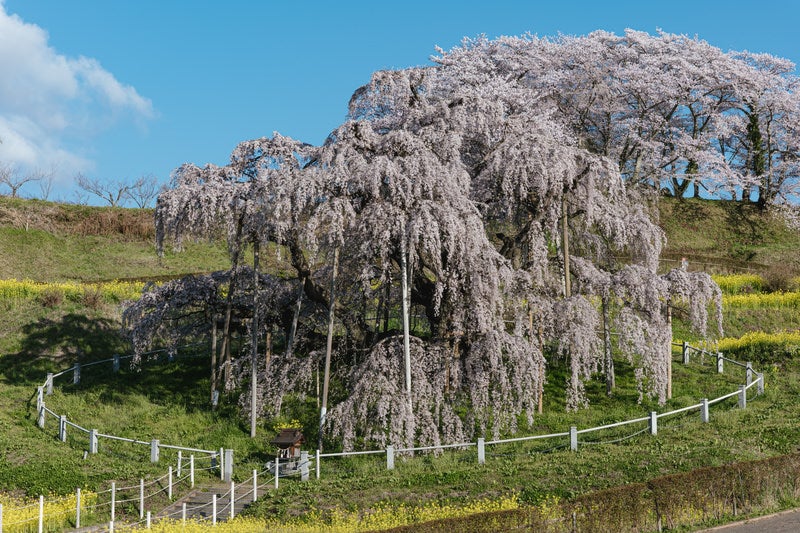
{"left": 658, "top": 197, "right": 800, "bottom": 276}
{"left": 0, "top": 196, "right": 799, "bottom": 527}
{"left": 0, "top": 197, "right": 231, "bottom": 282}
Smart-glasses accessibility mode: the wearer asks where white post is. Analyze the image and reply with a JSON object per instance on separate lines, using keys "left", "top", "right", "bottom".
{"left": 300, "top": 451, "right": 309, "bottom": 481}
{"left": 36, "top": 386, "right": 43, "bottom": 411}
{"left": 570, "top": 426, "right": 578, "bottom": 451}
{"left": 111, "top": 482, "right": 116, "bottom": 523}
{"left": 316, "top": 449, "right": 321, "bottom": 479}
{"left": 717, "top": 352, "right": 724, "bottom": 373}
{"left": 230, "top": 481, "right": 235, "bottom": 519}
{"left": 177, "top": 450, "right": 182, "bottom": 478}
{"left": 649, "top": 411, "right": 658, "bottom": 435}
{"left": 701, "top": 398, "right": 710, "bottom": 423}
{"left": 76, "top": 487, "right": 81, "bottom": 529}
{"left": 274, "top": 457, "right": 279, "bottom": 489}
{"left": 168, "top": 466, "right": 173, "bottom": 500}
{"left": 739, "top": 385, "right": 747, "bottom": 409}
{"left": 73, "top": 362, "right": 81, "bottom": 385}
{"left": 386, "top": 445, "right": 395, "bottom": 470}
{"left": 38, "top": 403, "right": 45, "bottom": 428}
{"left": 212, "top": 494, "right": 217, "bottom": 526}
{"left": 746, "top": 362, "right": 753, "bottom": 386}
{"left": 146, "top": 511, "right": 151, "bottom": 529}
{"left": 758, "top": 373, "right": 764, "bottom": 395}
{"left": 477, "top": 438, "right": 485, "bottom": 465}
{"left": 182, "top": 503, "right": 187, "bottom": 524}
{"left": 139, "top": 479, "right": 144, "bottom": 519}
{"left": 150, "top": 439, "right": 160, "bottom": 463}
{"left": 38, "top": 495, "right": 43, "bottom": 533}
{"left": 224, "top": 449, "right": 234, "bottom": 483}
{"left": 46, "top": 373, "right": 53, "bottom": 395}
{"left": 113, "top": 353, "right": 120, "bottom": 372}
{"left": 682, "top": 342, "right": 689, "bottom": 364}
{"left": 253, "top": 469, "right": 258, "bottom": 502}
{"left": 109, "top": 520, "right": 114, "bottom": 532}
{"left": 219, "top": 448, "right": 225, "bottom": 480}
{"left": 190, "top": 455, "right": 195, "bottom": 488}
{"left": 89, "top": 429, "right": 98, "bottom": 454}
{"left": 59, "top": 415, "right": 67, "bottom": 442}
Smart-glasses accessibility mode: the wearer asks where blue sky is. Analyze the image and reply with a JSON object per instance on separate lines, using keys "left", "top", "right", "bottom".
{"left": 1, "top": 0, "right": 799, "bottom": 204}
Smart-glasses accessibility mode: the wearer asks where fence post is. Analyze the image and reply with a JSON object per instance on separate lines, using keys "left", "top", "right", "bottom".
{"left": 139, "top": 479, "right": 144, "bottom": 519}
{"left": 38, "top": 403, "right": 46, "bottom": 428}
{"left": 76, "top": 487, "right": 81, "bottom": 529}
{"left": 300, "top": 451, "right": 309, "bottom": 481}
{"left": 682, "top": 342, "right": 689, "bottom": 364}
{"left": 150, "top": 439, "right": 160, "bottom": 463}
{"left": 477, "top": 437, "right": 485, "bottom": 465}
{"left": 59, "top": 415, "right": 67, "bottom": 442}
{"left": 649, "top": 411, "right": 658, "bottom": 435}
{"left": 182, "top": 503, "right": 187, "bottom": 524}
{"left": 212, "top": 494, "right": 217, "bottom": 526}
{"left": 717, "top": 352, "right": 724, "bottom": 374}
{"left": 190, "top": 455, "right": 195, "bottom": 488}
{"left": 386, "top": 445, "right": 395, "bottom": 470}
{"left": 701, "top": 398, "right": 709, "bottom": 423}
{"left": 168, "top": 466, "right": 173, "bottom": 500}
{"left": 37, "top": 386, "right": 43, "bottom": 412}
{"left": 113, "top": 354, "right": 120, "bottom": 373}
{"left": 570, "top": 426, "right": 578, "bottom": 451}
{"left": 274, "top": 457, "right": 280, "bottom": 489}
{"left": 46, "top": 373, "right": 53, "bottom": 395}
{"left": 224, "top": 449, "right": 234, "bottom": 483}
{"left": 253, "top": 469, "right": 258, "bottom": 502}
{"left": 73, "top": 362, "right": 81, "bottom": 385}
{"left": 89, "top": 429, "right": 98, "bottom": 454}
{"left": 757, "top": 373, "right": 764, "bottom": 395}
{"left": 230, "top": 481, "right": 235, "bottom": 519}
{"left": 316, "top": 449, "right": 321, "bottom": 479}
{"left": 739, "top": 385, "right": 747, "bottom": 409}
{"left": 38, "top": 495, "right": 43, "bottom": 533}
{"left": 146, "top": 511, "right": 151, "bottom": 529}
{"left": 746, "top": 362, "right": 753, "bottom": 386}
{"left": 111, "top": 482, "right": 116, "bottom": 523}
{"left": 219, "top": 448, "right": 225, "bottom": 480}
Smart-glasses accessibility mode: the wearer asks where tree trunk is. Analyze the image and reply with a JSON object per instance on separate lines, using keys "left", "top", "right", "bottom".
{"left": 211, "top": 314, "right": 218, "bottom": 409}
{"left": 401, "top": 237, "right": 412, "bottom": 396}
{"left": 602, "top": 295, "right": 615, "bottom": 395}
{"left": 562, "top": 195, "right": 571, "bottom": 298}
{"left": 285, "top": 276, "right": 305, "bottom": 358}
{"left": 250, "top": 241, "right": 260, "bottom": 438}
{"left": 318, "top": 246, "right": 339, "bottom": 452}
{"left": 666, "top": 298, "right": 673, "bottom": 400}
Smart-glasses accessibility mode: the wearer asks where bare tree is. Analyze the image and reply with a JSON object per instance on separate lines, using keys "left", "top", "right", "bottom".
{"left": 0, "top": 164, "right": 43, "bottom": 198}
{"left": 74, "top": 173, "right": 135, "bottom": 207}
{"left": 125, "top": 174, "right": 161, "bottom": 208}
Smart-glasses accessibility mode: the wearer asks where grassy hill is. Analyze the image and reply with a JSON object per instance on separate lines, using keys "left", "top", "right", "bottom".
{"left": 0, "top": 195, "right": 799, "bottom": 531}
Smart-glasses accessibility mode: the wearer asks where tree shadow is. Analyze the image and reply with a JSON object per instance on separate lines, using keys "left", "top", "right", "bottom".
{"left": 0, "top": 313, "right": 127, "bottom": 386}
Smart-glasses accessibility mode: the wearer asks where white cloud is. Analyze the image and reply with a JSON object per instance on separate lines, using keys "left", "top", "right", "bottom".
{"left": 0, "top": 4, "right": 153, "bottom": 183}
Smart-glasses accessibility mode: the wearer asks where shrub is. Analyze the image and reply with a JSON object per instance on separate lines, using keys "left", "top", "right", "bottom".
{"left": 37, "top": 287, "right": 64, "bottom": 308}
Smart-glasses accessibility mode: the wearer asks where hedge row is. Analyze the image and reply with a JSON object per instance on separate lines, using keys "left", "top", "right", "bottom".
{"left": 383, "top": 453, "right": 800, "bottom": 532}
